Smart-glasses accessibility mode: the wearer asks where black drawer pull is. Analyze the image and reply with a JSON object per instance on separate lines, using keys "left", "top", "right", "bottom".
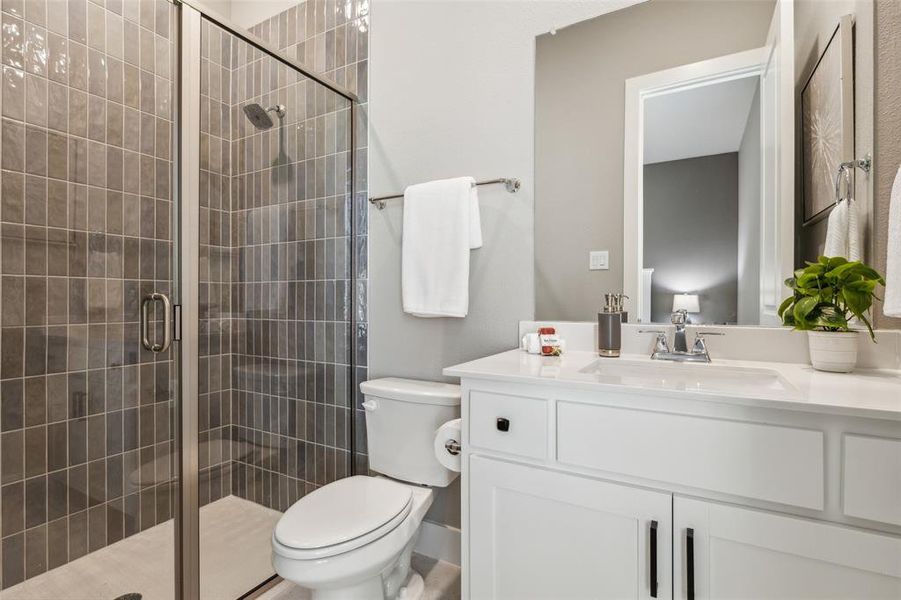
{"left": 687, "top": 527, "right": 695, "bottom": 600}
{"left": 496, "top": 417, "right": 510, "bottom": 432}
{"left": 650, "top": 520, "right": 658, "bottom": 597}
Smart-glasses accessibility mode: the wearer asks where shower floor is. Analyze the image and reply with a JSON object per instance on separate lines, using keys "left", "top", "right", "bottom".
{"left": 1, "top": 496, "right": 282, "bottom": 600}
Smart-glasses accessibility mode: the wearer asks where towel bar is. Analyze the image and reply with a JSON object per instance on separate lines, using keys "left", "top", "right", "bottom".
{"left": 369, "top": 178, "right": 521, "bottom": 210}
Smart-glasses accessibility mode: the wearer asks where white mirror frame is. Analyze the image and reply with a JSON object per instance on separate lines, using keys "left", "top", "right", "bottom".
{"left": 623, "top": 5, "right": 795, "bottom": 327}
{"left": 623, "top": 49, "right": 764, "bottom": 324}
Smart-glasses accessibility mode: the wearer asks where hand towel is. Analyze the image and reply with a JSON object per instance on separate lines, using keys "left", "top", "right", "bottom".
{"left": 884, "top": 167, "right": 901, "bottom": 317}
{"left": 823, "top": 199, "right": 849, "bottom": 258}
{"left": 846, "top": 198, "right": 861, "bottom": 261}
{"left": 823, "top": 196, "right": 861, "bottom": 261}
{"left": 402, "top": 177, "right": 482, "bottom": 318}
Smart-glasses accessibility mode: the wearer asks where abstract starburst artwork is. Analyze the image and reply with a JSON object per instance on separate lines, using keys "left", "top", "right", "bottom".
{"left": 801, "top": 19, "right": 853, "bottom": 223}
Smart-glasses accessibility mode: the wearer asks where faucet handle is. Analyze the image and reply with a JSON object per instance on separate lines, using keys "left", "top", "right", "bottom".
{"left": 692, "top": 331, "right": 724, "bottom": 353}
{"left": 639, "top": 330, "right": 670, "bottom": 354}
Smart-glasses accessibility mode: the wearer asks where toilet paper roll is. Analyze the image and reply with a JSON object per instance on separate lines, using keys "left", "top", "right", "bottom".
{"left": 433, "top": 418, "right": 462, "bottom": 472}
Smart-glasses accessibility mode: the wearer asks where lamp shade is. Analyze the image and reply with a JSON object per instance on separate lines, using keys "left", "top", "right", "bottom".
{"left": 672, "top": 293, "right": 700, "bottom": 313}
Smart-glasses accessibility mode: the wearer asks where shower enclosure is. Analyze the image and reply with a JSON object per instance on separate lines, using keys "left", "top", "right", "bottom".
{"left": 0, "top": 0, "right": 364, "bottom": 598}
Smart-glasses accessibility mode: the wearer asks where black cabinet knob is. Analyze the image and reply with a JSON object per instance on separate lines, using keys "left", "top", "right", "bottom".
{"left": 496, "top": 417, "right": 510, "bottom": 432}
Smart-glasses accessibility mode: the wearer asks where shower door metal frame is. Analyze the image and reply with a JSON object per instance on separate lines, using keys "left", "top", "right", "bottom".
{"left": 174, "top": 2, "right": 361, "bottom": 598}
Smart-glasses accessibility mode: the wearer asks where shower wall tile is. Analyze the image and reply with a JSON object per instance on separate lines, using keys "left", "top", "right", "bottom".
{"left": 197, "top": 16, "right": 234, "bottom": 509}
{"left": 0, "top": 0, "right": 176, "bottom": 588}
{"left": 221, "top": 0, "right": 367, "bottom": 512}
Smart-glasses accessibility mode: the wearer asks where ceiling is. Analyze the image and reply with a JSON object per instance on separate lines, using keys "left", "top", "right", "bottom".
{"left": 204, "top": 0, "right": 299, "bottom": 28}
{"left": 643, "top": 75, "right": 760, "bottom": 165}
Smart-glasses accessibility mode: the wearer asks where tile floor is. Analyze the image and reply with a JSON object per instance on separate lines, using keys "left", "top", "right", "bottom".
{"left": 0, "top": 496, "right": 283, "bottom": 600}
{"left": 1, "top": 495, "right": 461, "bottom": 600}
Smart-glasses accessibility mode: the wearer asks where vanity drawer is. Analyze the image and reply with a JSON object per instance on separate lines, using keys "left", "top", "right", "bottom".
{"left": 469, "top": 391, "right": 547, "bottom": 459}
{"left": 843, "top": 435, "right": 901, "bottom": 526}
{"left": 557, "top": 401, "right": 825, "bottom": 510}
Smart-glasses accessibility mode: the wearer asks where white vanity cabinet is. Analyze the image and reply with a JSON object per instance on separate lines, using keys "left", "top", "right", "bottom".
{"left": 470, "top": 456, "right": 671, "bottom": 599}
{"left": 455, "top": 376, "right": 901, "bottom": 600}
{"left": 673, "top": 497, "right": 901, "bottom": 599}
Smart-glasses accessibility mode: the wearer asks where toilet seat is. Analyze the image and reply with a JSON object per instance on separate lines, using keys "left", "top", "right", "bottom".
{"left": 274, "top": 476, "right": 414, "bottom": 560}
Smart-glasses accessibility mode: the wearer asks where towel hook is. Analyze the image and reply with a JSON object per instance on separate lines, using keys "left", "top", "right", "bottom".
{"left": 833, "top": 154, "right": 872, "bottom": 207}
{"left": 834, "top": 164, "right": 853, "bottom": 206}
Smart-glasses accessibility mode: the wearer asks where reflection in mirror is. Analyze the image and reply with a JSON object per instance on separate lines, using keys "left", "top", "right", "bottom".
{"left": 623, "top": 38, "right": 794, "bottom": 328}
{"left": 640, "top": 64, "right": 762, "bottom": 325}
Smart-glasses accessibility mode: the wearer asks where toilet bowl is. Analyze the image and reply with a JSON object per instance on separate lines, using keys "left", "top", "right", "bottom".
{"left": 272, "top": 476, "right": 434, "bottom": 600}
{"left": 272, "top": 378, "right": 461, "bottom": 600}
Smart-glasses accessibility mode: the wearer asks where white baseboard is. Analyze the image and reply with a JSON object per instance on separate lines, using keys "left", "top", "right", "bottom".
{"left": 415, "top": 519, "right": 461, "bottom": 566}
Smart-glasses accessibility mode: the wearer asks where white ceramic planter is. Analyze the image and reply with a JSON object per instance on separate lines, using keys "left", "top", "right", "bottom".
{"left": 807, "top": 331, "right": 859, "bottom": 373}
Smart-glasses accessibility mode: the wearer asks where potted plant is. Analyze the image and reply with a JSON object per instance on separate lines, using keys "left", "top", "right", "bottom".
{"left": 778, "top": 256, "right": 885, "bottom": 372}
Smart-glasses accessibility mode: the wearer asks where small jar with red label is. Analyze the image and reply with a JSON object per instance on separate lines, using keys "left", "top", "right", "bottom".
{"left": 538, "top": 327, "right": 562, "bottom": 356}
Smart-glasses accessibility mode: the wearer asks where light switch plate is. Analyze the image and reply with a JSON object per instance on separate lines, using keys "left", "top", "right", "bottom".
{"left": 589, "top": 250, "right": 609, "bottom": 271}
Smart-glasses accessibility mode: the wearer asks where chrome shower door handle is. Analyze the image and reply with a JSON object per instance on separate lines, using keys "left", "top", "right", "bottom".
{"left": 141, "top": 292, "right": 173, "bottom": 353}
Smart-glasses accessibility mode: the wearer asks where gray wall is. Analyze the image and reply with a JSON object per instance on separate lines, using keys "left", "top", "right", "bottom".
{"left": 367, "top": 0, "right": 644, "bottom": 531}
{"left": 644, "top": 154, "right": 739, "bottom": 325}
{"left": 534, "top": 0, "right": 775, "bottom": 321}
{"left": 738, "top": 86, "right": 762, "bottom": 325}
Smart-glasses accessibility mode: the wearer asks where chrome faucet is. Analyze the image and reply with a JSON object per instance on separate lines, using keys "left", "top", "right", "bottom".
{"left": 672, "top": 309, "right": 689, "bottom": 352}
{"left": 639, "top": 316, "right": 724, "bottom": 363}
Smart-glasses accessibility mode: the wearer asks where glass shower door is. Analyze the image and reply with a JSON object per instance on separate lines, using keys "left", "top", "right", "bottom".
{"left": 185, "top": 12, "right": 357, "bottom": 600}
{"left": 0, "top": 0, "right": 179, "bottom": 598}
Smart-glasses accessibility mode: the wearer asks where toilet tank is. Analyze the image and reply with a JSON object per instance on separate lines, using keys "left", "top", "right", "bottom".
{"left": 360, "top": 378, "right": 461, "bottom": 487}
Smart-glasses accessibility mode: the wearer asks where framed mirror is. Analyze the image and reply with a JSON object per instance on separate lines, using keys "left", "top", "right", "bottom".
{"left": 534, "top": 0, "right": 872, "bottom": 328}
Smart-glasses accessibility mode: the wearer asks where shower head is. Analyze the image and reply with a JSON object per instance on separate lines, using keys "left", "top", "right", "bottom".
{"left": 242, "top": 103, "right": 287, "bottom": 130}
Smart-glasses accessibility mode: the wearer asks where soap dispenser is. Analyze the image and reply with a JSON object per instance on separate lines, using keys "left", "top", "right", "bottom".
{"left": 613, "top": 293, "right": 629, "bottom": 324}
{"left": 597, "top": 293, "right": 622, "bottom": 358}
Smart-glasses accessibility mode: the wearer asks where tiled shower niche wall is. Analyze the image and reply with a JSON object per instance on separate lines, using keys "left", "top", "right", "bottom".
{"left": 0, "top": 0, "right": 177, "bottom": 589}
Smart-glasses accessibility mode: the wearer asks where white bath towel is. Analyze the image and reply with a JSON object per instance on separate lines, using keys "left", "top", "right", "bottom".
{"left": 883, "top": 167, "right": 901, "bottom": 318}
{"left": 402, "top": 177, "right": 482, "bottom": 318}
{"left": 823, "top": 199, "right": 861, "bottom": 261}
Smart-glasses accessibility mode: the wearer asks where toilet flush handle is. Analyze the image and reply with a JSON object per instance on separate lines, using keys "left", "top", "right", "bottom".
{"left": 362, "top": 400, "right": 378, "bottom": 411}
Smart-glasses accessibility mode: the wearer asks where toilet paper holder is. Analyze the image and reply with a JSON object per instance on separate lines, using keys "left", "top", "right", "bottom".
{"left": 444, "top": 439, "right": 462, "bottom": 456}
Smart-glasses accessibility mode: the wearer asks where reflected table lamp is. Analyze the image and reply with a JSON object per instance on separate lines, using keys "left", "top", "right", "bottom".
{"left": 673, "top": 293, "right": 700, "bottom": 322}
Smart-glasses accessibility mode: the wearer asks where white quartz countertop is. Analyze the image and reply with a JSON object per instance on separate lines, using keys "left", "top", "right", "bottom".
{"left": 444, "top": 349, "right": 901, "bottom": 420}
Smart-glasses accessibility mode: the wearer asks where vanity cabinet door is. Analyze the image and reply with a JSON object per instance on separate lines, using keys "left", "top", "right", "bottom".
{"left": 469, "top": 456, "right": 672, "bottom": 599}
{"left": 673, "top": 496, "right": 901, "bottom": 599}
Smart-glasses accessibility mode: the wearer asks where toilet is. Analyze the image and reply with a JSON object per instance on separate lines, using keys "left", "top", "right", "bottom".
{"left": 271, "top": 378, "right": 461, "bottom": 600}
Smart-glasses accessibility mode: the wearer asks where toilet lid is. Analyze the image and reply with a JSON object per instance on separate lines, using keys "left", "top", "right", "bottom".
{"left": 275, "top": 476, "right": 413, "bottom": 551}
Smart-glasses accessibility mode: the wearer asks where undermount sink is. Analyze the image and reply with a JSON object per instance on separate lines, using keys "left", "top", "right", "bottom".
{"left": 578, "top": 359, "right": 798, "bottom": 398}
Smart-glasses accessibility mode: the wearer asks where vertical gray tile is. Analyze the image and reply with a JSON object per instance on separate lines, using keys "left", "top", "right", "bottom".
{"left": 2, "top": 64, "right": 24, "bottom": 119}
{"left": 2, "top": 481, "right": 25, "bottom": 535}
{"left": 86, "top": 0, "right": 103, "bottom": 51}
{"left": 2, "top": 117, "right": 25, "bottom": 171}
{"left": 47, "top": 80, "right": 67, "bottom": 132}
{"left": 24, "top": 71, "right": 46, "bottom": 125}
{"left": 24, "top": 474, "right": 47, "bottom": 527}
{"left": 24, "top": 524, "right": 47, "bottom": 579}
{"left": 1, "top": 532, "right": 25, "bottom": 588}
{"left": 47, "top": 516, "right": 68, "bottom": 569}
{"left": 2, "top": 13, "right": 25, "bottom": 70}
